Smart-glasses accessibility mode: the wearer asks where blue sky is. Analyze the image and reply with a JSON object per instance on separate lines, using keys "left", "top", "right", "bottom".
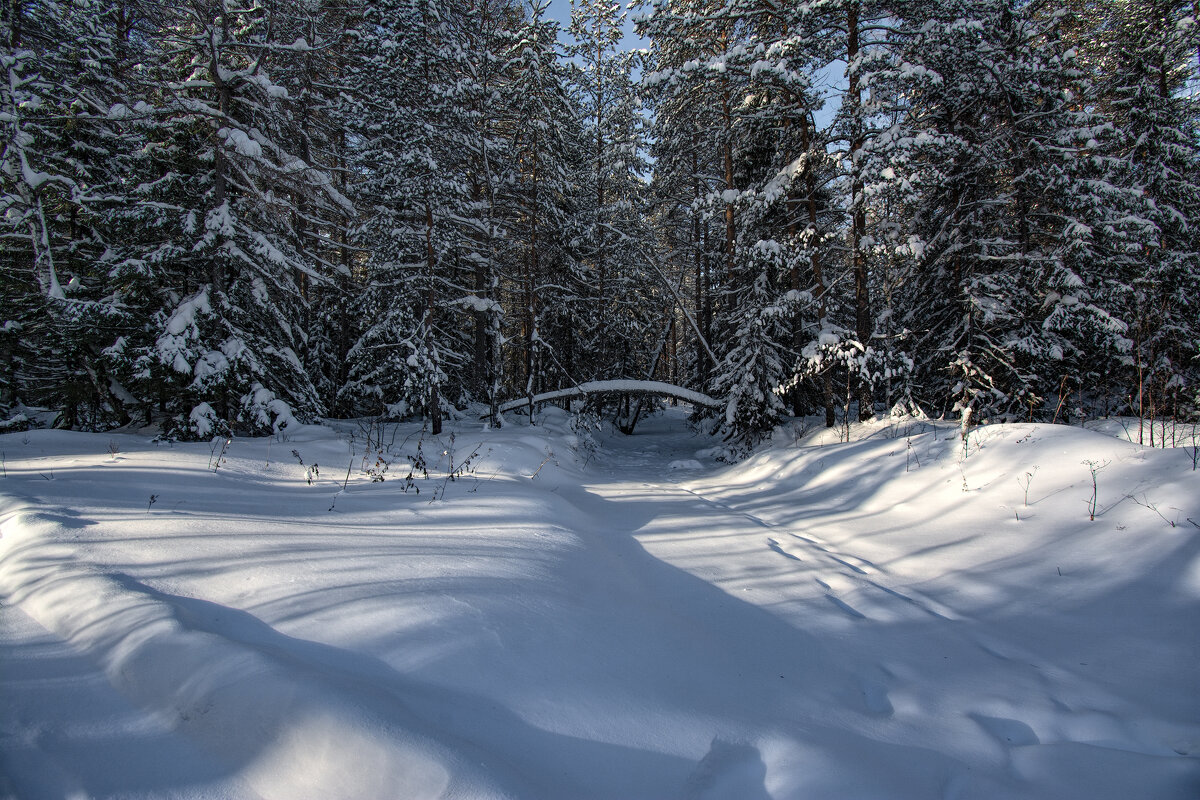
{"left": 543, "top": 0, "right": 646, "bottom": 51}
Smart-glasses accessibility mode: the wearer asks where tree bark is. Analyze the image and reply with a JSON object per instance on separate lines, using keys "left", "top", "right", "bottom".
{"left": 847, "top": 1, "right": 874, "bottom": 421}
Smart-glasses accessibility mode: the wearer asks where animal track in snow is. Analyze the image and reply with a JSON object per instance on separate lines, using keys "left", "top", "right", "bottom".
{"left": 860, "top": 678, "right": 894, "bottom": 716}
{"left": 766, "top": 538, "right": 802, "bottom": 561}
{"left": 863, "top": 580, "right": 961, "bottom": 622}
{"left": 827, "top": 553, "right": 873, "bottom": 575}
{"left": 691, "top": 483, "right": 962, "bottom": 629}
{"left": 814, "top": 576, "right": 868, "bottom": 620}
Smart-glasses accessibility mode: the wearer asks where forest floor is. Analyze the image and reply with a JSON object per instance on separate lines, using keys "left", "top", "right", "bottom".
{"left": 1, "top": 407, "right": 1198, "bottom": 799}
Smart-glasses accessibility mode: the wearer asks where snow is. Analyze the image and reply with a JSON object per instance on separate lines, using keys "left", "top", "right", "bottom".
{"left": 667, "top": 459, "right": 703, "bottom": 470}
{"left": 219, "top": 128, "right": 263, "bottom": 159}
{"left": 1, "top": 409, "right": 1197, "bottom": 799}
{"left": 204, "top": 203, "right": 235, "bottom": 239}
{"left": 188, "top": 402, "right": 219, "bottom": 437}
{"left": 251, "top": 233, "right": 288, "bottom": 268}
{"left": 165, "top": 290, "right": 212, "bottom": 337}
{"left": 18, "top": 155, "right": 52, "bottom": 193}
{"left": 460, "top": 295, "right": 503, "bottom": 314}
{"left": 244, "top": 383, "right": 298, "bottom": 435}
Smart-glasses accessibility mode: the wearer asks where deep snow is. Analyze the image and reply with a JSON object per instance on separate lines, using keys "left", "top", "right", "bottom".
{"left": 1, "top": 408, "right": 1197, "bottom": 799}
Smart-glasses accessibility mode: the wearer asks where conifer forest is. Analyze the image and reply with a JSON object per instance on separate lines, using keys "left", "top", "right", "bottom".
{"left": 3, "top": 0, "right": 1199, "bottom": 446}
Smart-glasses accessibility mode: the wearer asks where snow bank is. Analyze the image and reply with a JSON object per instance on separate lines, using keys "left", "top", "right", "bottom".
{"left": 0, "top": 502, "right": 510, "bottom": 800}
{"left": 0, "top": 415, "right": 1196, "bottom": 799}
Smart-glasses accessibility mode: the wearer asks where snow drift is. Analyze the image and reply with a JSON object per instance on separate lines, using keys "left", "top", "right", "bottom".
{"left": 1, "top": 410, "right": 1197, "bottom": 799}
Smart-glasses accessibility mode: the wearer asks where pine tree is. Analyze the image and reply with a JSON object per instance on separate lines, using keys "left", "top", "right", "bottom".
{"left": 445, "top": 0, "right": 526, "bottom": 424}
{"left": 880, "top": 0, "right": 1127, "bottom": 424}
{"left": 272, "top": 0, "right": 358, "bottom": 418}
{"left": 0, "top": 0, "right": 144, "bottom": 427}
{"left": 110, "top": 0, "right": 344, "bottom": 437}
{"left": 710, "top": 245, "right": 796, "bottom": 446}
{"left": 339, "top": 0, "right": 463, "bottom": 433}
{"left": 1092, "top": 0, "right": 1200, "bottom": 427}
{"left": 570, "top": 0, "right": 656, "bottom": 392}
{"left": 639, "top": 0, "right": 736, "bottom": 398}
{"left": 507, "top": 1, "right": 584, "bottom": 414}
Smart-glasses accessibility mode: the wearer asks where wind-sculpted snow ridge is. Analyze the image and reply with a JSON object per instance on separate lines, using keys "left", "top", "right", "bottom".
{"left": 0, "top": 508, "right": 518, "bottom": 800}
{"left": 1, "top": 410, "right": 1198, "bottom": 799}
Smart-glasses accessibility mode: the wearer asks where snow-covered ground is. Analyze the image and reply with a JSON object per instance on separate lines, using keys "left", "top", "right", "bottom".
{"left": 1, "top": 408, "right": 1197, "bottom": 799}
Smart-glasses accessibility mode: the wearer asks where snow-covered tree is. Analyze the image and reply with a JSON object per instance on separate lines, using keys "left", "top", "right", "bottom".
{"left": 710, "top": 244, "right": 796, "bottom": 446}
{"left": 110, "top": 0, "right": 348, "bottom": 437}
{"left": 569, "top": 0, "right": 656, "bottom": 390}
{"left": 505, "top": 1, "right": 585, "bottom": 411}
{"left": 338, "top": 0, "right": 466, "bottom": 433}
{"left": 1089, "top": 0, "right": 1200, "bottom": 426}
{"left": 878, "top": 0, "right": 1127, "bottom": 423}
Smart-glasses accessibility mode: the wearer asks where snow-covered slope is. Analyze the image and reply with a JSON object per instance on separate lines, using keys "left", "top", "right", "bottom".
{"left": 1, "top": 410, "right": 1197, "bottom": 799}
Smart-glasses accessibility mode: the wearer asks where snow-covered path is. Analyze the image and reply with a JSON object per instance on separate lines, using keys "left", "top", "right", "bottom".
{"left": 576, "top": 419, "right": 1199, "bottom": 799}
{"left": 1, "top": 411, "right": 1198, "bottom": 798}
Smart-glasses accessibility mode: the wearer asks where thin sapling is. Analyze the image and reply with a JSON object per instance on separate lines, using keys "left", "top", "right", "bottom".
{"left": 209, "top": 436, "right": 231, "bottom": 471}
{"left": 1082, "top": 459, "right": 1110, "bottom": 521}
{"left": 527, "top": 447, "right": 557, "bottom": 480}
{"left": 291, "top": 449, "right": 319, "bottom": 484}
{"left": 1017, "top": 466, "right": 1038, "bottom": 507}
{"left": 430, "top": 441, "right": 483, "bottom": 501}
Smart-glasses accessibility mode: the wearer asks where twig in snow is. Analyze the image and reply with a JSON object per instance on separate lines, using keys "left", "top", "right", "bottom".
{"left": 527, "top": 450, "right": 556, "bottom": 480}
{"left": 209, "top": 436, "right": 231, "bottom": 472}
{"left": 430, "top": 443, "right": 483, "bottom": 502}
{"left": 1129, "top": 494, "right": 1177, "bottom": 527}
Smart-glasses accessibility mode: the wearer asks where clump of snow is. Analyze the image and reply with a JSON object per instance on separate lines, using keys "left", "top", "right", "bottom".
{"left": 189, "top": 401, "right": 219, "bottom": 438}
{"left": 220, "top": 127, "right": 263, "bottom": 158}
{"left": 251, "top": 232, "right": 288, "bottom": 267}
{"left": 0, "top": 411, "right": 30, "bottom": 430}
{"left": 192, "top": 347, "right": 231, "bottom": 384}
{"left": 668, "top": 459, "right": 703, "bottom": 470}
{"left": 158, "top": 288, "right": 213, "bottom": 374}
{"left": 459, "top": 295, "right": 502, "bottom": 314}
{"left": 243, "top": 383, "right": 298, "bottom": 435}
{"left": 205, "top": 202, "right": 236, "bottom": 239}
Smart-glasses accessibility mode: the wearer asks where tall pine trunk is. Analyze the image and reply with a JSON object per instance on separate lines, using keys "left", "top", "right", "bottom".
{"left": 847, "top": 1, "right": 874, "bottom": 421}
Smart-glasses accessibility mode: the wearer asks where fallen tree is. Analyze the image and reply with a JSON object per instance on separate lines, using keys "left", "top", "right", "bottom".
{"left": 497, "top": 380, "right": 721, "bottom": 420}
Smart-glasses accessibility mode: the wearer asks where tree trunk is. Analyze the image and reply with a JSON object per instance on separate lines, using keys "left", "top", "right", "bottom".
{"left": 847, "top": 1, "right": 874, "bottom": 421}
{"left": 802, "top": 122, "right": 837, "bottom": 427}
{"left": 691, "top": 140, "right": 709, "bottom": 389}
